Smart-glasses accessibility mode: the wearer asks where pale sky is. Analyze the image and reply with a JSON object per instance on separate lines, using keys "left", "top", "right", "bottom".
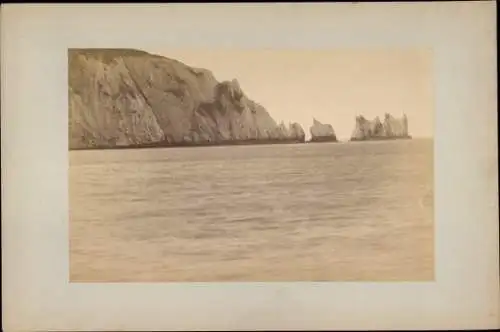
{"left": 152, "top": 49, "right": 434, "bottom": 140}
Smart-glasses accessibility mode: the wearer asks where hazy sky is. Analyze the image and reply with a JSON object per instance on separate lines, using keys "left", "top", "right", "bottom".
{"left": 152, "top": 49, "right": 434, "bottom": 140}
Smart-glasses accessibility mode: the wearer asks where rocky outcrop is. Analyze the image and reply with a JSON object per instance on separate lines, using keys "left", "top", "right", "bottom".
{"left": 277, "top": 121, "right": 306, "bottom": 141}
{"left": 350, "top": 113, "right": 411, "bottom": 141}
{"left": 68, "top": 48, "right": 305, "bottom": 149}
{"left": 309, "top": 118, "right": 338, "bottom": 142}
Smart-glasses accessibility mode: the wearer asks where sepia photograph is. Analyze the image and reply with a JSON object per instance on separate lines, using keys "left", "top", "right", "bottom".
{"left": 3, "top": 3, "right": 497, "bottom": 331}
{"left": 69, "top": 48, "right": 434, "bottom": 282}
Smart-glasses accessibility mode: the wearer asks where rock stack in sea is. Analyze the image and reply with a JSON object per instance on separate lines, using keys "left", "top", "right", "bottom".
{"left": 308, "top": 118, "right": 338, "bottom": 142}
{"left": 350, "top": 113, "right": 411, "bottom": 141}
{"left": 68, "top": 48, "right": 306, "bottom": 150}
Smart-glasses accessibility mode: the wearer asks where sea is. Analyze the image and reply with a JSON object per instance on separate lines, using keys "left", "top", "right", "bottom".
{"left": 69, "top": 138, "right": 434, "bottom": 282}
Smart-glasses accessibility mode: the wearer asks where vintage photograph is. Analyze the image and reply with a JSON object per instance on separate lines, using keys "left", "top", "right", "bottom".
{"left": 69, "top": 48, "right": 434, "bottom": 282}
{"left": 4, "top": 2, "right": 498, "bottom": 331}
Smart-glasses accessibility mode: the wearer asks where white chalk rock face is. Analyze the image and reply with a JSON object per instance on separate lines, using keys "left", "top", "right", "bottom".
{"left": 350, "top": 113, "right": 410, "bottom": 141}
{"left": 382, "top": 113, "right": 408, "bottom": 137}
{"left": 309, "top": 118, "right": 337, "bottom": 142}
{"left": 289, "top": 122, "right": 306, "bottom": 141}
{"left": 68, "top": 49, "right": 306, "bottom": 149}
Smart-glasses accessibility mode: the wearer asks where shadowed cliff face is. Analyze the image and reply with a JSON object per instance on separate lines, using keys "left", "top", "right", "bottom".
{"left": 68, "top": 48, "right": 305, "bottom": 149}
{"left": 350, "top": 113, "right": 410, "bottom": 141}
{"left": 309, "top": 118, "right": 337, "bottom": 142}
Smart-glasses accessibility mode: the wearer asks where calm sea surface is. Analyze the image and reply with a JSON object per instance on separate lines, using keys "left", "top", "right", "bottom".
{"left": 69, "top": 139, "right": 434, "bottom": 282}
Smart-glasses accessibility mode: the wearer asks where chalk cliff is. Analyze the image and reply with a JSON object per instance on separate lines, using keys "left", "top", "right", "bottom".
{"left": 309, "top": 118, "right": 338, "bottom": 142}
{"left": 68, "top": 48, "right": 305, "bottom": 149}
{"left": 350, "top": 113, "right": 411, "bottom": 141}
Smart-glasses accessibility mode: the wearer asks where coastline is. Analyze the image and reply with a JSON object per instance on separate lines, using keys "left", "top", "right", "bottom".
{"left": 306, "top": 137, "right": 339, "bottom": 144}
{"left": 69, "top": 138, "right": 306, "bottom": 151}
{"left": 68, "top": 136, "right": 425, "bottom": 151}
{"left": 349, "top": 135, "right": 412, "bottom": 142}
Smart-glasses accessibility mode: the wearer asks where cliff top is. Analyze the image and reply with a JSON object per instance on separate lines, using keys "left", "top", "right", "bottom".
{"left": 313, "top": 118, "right": 327, "bottom": 126}
{"left": 68, "top": 48, "right": 212, "bottom": 76}
{"left": 69, "top": 48, "right": 166, "bottom": 63}
{"left": 357, "top": 113, "right": 407, "bottom": 122}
